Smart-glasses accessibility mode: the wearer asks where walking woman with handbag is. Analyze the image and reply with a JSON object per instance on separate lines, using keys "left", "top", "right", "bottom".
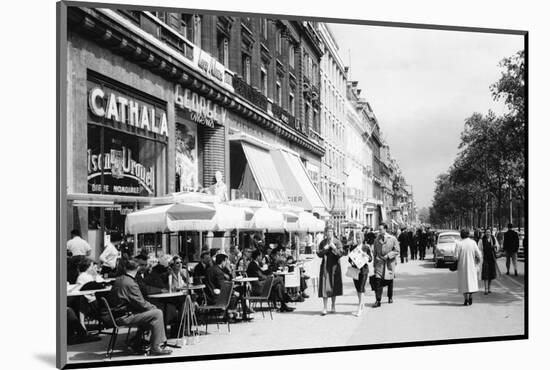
{"left": 454, "top": 228, "right": 482, "bottom": 305}
{"left": 348, "top": 242, "right": 373, "bottom": 316}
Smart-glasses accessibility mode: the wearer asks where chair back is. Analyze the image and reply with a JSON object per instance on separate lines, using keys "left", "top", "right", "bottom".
{"left": 258, "top": 276, "right": 274, "bottom": 298}
{"left": 213, "top": 281, "right": 234, "bottom": 309}
{"left": 99, "top": 297, "right": 119, "bottom": 329}
{"left": 284, "top": 269, "right": 300, "bottom": 288}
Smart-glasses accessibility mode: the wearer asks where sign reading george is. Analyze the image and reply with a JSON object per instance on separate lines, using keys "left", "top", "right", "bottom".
{"left": 88, "top": 86, "right": 169, "bottom": 137}
{"left": 175, "top": 84, "right": 227, "bottom": 127}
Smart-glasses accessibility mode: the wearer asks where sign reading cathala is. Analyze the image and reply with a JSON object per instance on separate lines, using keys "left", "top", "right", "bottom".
{"left": 87, "top": 146, "right": 155, "bottom": 196}
{"left": 175, "top": 84, "right": 227, "bottom": 128}
{"left": 88, "top": 86, "right": 169, "bottom": 137}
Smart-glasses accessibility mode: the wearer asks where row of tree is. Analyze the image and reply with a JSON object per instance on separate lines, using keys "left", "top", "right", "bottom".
{"left": 430, "top": 50, "right": 525, "bottom": 230}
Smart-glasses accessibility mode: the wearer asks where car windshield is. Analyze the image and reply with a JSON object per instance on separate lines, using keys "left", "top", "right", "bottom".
{"left": 439, "top": 235, "right": 460, "bottom": 243}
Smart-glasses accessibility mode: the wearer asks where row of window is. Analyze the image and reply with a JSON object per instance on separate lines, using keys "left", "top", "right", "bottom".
{"left": 320, "top": 182, "right": 345, "bottom": 211}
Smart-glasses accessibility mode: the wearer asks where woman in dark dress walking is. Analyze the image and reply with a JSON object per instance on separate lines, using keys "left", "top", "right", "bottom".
{"left": 317, "top": 225, "right": 344, "bottom": 315}
{"left": 477, "top": 228, "right": 500, "bottom": 294}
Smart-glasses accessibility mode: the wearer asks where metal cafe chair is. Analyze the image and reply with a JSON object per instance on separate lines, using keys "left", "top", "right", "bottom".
{"left": 244, "top": 276, "right": 274, "bottom": 320}
{"left": 284, "top": 269, "right": 301, "bottom": 303}
{"left": 98, "top": 297, "right": 139, "bottom": 359}
{"left": 198, "top": 281, "right": 234, "bottom": 334}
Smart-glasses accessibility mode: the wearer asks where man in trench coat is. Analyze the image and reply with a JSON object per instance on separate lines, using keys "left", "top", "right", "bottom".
{"left": 372, "top": 223, "right": 400, "bottom": 307}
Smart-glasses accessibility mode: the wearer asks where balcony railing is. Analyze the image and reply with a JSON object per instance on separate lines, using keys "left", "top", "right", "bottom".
{"left": 232, "top": 75, "right": 268, "bottom": 111}
{"left": 272, "top": 103, "right": 297, "bottom": 128}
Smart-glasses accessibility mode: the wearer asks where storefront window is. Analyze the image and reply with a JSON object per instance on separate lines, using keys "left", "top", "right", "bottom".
{"left": 87, "top": 125, "right": 166, "bottom": 197}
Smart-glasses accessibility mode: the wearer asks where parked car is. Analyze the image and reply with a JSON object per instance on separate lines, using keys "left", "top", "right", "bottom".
{"left": 517, "top": 230, "right": 525, "bottom": 258}
{"left": 434, "top": 231, "right": 461, "bottom": 268}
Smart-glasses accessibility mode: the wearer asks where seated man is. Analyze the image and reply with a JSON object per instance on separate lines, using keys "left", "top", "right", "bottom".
{"left": 109, "top": 259, "right": 172, "bottom": 356}
{"left": 246, "top": 250, "right": 294, "bottom": 312}
{"left": 140, "top": 255, "right": 181, "bottom": 337}
{"left": 192, "top": 252, "right": 212, "bottom": 284}
{"left": 205, "top": 254, "right": 250, "bottom": 319}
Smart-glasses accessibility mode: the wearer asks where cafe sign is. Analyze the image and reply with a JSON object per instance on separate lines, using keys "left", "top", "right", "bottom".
{"left": 175, "top": 84, "right": 227, "bottom": 127}
{"left": 87, "top": 146, "right": 155, "bottom": 195}
{"left": 88, "top": 86, "right": 169, "bottom": 137}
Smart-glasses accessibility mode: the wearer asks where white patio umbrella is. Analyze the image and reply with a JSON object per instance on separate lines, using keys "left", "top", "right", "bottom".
{"left": 213, "top": 203, "right": 254, "bottom": 231}
{"left": 125, "top": 202, "right": 217, "bottom": 234}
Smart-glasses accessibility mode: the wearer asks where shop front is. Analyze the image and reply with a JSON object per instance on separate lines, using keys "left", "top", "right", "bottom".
{"left": 70, "top": 72, "right": 170, "bottom": 259}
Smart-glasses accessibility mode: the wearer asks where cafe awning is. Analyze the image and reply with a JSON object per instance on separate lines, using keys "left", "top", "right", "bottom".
{"left": 271, "top": 149, "right": 328, "bottom": 214}
{"left": 239, "top": 141, "right": 288, "bottom": 206}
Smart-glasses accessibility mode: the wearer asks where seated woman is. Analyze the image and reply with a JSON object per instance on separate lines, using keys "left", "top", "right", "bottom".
{"left": 168, "top": 256, "right": 189, "bottom": 290}
{"left": 75, "top": 258, "right": 101, "bottom": 328}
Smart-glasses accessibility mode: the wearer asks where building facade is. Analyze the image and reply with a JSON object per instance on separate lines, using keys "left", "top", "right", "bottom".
{"left": 317, "top": 23, "right": 347, "bottom": 235}
{"left": 66, "top": 8, "right": 328, "bottom": 258}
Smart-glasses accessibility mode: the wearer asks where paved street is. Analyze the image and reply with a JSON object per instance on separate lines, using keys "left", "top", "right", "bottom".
{"left": 67, "top": 252, "right": 525, "bottom": 364}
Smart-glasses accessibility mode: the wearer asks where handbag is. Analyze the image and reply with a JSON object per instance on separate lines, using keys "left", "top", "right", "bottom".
{"left": 345, "top": 265, "right": 360, "bottom": 280}
{"left": 449, "top": 260, "right": 458, "bottom": 272}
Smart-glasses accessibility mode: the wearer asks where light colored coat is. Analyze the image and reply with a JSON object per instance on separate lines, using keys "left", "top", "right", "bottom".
{"left": 373, "top": 233, "right": 400, "bottom": 280}
{"left": 454, "top": 238, "right": 482, "bottom": 294}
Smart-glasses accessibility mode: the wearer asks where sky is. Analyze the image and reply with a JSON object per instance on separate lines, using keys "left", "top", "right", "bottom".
{"left": 329, "top": 24, "right": 523, "bottom": 209}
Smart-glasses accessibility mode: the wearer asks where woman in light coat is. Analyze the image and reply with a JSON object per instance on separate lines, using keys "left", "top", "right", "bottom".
{"left": 454, "top": 228, "right": 482, "bottom": 306}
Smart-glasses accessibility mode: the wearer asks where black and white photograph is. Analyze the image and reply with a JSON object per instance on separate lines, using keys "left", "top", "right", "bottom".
{"left": 54, "top": 0, "right": 530, "bottom": 368}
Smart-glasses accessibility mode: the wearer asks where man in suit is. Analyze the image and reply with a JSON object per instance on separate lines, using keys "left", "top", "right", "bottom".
{"left": 372, "top": 223, "right": 400, "bottom": 307}
{"left": 398, "top": 227, "right": 409, "bottom": 263}
{"left": 109, "top": 259, "right": 172, "bottom": 356}
{"left": 192, "top": 252, "right": 212, "bottom": 284}
{"left": 205, "top": 254, "right": 251, "bottom": 319}
{"left": 503, "top": 223, "right": 520, "bottom": 276}
{"left": 246, "top": 250, "right": 294, "bottom": 312}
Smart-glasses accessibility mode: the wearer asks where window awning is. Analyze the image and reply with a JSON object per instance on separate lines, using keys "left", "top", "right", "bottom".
{"left": 239, "top": 142, "right": 288, "bottom": 206}
{"left": 271, "top": 149, "right": 328, "bottom": 213}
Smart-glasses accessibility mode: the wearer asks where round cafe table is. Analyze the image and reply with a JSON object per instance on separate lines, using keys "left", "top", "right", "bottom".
{"left": 273, "top": 271, "right": 293, "bottom": 276}
{"left": 232, "top": 277, "right": 258, "bottom": 320}
{"left": 149, "top": 285, "right": 206, "bottom": 348}
{"left": 67, "top": 286, "right": 111, "bottom": 297}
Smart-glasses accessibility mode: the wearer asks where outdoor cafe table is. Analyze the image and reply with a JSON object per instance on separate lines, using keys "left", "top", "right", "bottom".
{"left": 148, "top": 285, "right": 206, "bottom": 348}
{"left": 273, "top": 271, "right": 293, "bottom": 276}
{"left": 67, "top": 286, "right": 112, "bottom": 297}
{"left": 232, "top": 277, "right": 258, "bottom": 320}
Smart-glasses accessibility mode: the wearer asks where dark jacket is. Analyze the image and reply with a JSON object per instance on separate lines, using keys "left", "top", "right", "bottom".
{"left": 503, "top": 229, "right": 520, "bottom": 253}
{"left": 317, "top": 238, "right": 344, "bottom": 297}
{"left": 135, "top": 271, "right": 163, "bottom": 297}
{"left": 246, "top": 260, "right": 268, "bottom": 281}
{"left": 193, "top": 262, "right": 208, "bottom": 281}
{"left": 246, "top": 260, "right": 270, "bottom": 295}
{"left": 365, "top": 232, "right": 376, "bottom": 245}
{"left": 110, "top": 274, "right": 156, "bottom": 314}
{"left": 143, "top": 265, "right": 169, "bottom": 291}
{"left": 398, "top": 232, "right": 409, "bottom": 247}
{"left": 205, "top": 265, "right": 230, "bottom": 292}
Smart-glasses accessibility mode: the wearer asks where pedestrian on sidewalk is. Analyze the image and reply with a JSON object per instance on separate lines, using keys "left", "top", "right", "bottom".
{"left": 372, "top": 223, "right": 399, "bottom": 307}
{"left": 409, "top": 229, "right": 418, "bottom": 260}
{"left": 478, "top": 228, "right": 500, "bottom": 294}
{"left": 317, "top": 224, "right": 344, "bottom": 315}
{"left": 417, "top": 226, "right": 428, "bottom": 260}
{"left": 503, "top": 223, "right": 519, "bottom": 276}
{"left": 454, "top": 228, "right": 482, "bottom": 306}
{"left": 398, "top": 227, "right": 409, "bottom": 263}
{"left": 348, "top": 242, "right": 372, "bottom": 316}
